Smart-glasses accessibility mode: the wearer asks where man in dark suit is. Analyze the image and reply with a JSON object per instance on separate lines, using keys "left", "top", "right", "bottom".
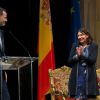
{"left": 0, "top": 7, "right": 10, "bottom": 100}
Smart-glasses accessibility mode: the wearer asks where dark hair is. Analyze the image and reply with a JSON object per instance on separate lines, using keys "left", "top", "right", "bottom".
{"left": 78, "top": 27, "right": 93, "bottom": 45}
{"left": 0, "top": 7, "right": 6, "bottom": 15}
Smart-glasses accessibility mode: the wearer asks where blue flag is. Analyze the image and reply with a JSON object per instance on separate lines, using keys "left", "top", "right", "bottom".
{"left": 69, "top": 0, "right": 82, "bottom": 45}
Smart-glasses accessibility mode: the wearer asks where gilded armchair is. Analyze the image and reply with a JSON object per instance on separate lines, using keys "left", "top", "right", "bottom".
{"left": 96, "top": 69, "right": 100, "bottom": 100}
{"left": 48, "top": 65, "right": 71, "bottom": 100}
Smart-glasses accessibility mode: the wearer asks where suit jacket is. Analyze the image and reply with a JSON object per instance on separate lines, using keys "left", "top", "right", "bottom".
{"left": 0, "top": 29, "right": 5, "bottom": 57}
{"left": 0, "top": 28, "right": 10, "bottom": 100}
{"left": 0, "top": 29, "right": 6, "bottom": 80}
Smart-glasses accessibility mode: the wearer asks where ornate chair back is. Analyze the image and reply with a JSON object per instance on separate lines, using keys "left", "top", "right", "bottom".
{"left": 96, "top": 69, "right": 100, "bottom": 100}
{"left": 48, "top": 65, "right": 71, "bottom": 100}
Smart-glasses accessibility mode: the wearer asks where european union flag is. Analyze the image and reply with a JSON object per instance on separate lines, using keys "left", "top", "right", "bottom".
{"left": 69, "top": 0, "right": 82, "bottom": 45}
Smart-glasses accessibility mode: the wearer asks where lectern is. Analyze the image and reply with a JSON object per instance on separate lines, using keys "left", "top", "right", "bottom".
{"left": 0, "top": 56, "right": 38, "bottom": 100}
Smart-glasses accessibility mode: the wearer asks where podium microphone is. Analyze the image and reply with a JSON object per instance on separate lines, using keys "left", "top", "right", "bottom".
{"left": 8, "top": 31, "right": 31, "bottom": 58}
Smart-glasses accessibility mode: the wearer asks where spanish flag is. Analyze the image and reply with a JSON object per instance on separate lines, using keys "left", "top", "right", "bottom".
{"left": 37, "top": 0, "right": 55, "bottom": 99}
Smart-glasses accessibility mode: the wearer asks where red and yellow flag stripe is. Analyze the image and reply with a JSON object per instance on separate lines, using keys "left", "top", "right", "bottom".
{"left": 37, "top": 0, "right": 55, "bottom": 100}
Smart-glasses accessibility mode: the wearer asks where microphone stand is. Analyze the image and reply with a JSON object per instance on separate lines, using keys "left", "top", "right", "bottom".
{"left": 30, "top": 57, "right": 33, "bottom": 100}
{"left": 8, "top": 31, "right": 34, "bottom": 100}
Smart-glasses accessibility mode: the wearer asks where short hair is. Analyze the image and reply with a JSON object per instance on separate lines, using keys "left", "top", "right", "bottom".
{"left": 0, "top": 7, "right": 6, "bottom": 15}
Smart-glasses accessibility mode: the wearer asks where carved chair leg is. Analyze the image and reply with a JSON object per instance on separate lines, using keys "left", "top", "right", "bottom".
{"left": 51, "top": 94, "right": 55, "bottom": 100}
{"left": 62, "top": 97, "right": 66, "bottom": 100}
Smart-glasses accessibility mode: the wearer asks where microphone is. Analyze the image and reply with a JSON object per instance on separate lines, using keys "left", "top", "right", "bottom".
{"left": 8, "top": 31, "right": 31, "bottom": 58}
{"left": 7, "top": 31, "right": 38, "bottom": 62}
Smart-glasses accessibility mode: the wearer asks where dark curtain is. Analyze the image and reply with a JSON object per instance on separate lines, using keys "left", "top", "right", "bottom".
{"left": 0, "top": 0, "right": 71, "bottom": 100}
